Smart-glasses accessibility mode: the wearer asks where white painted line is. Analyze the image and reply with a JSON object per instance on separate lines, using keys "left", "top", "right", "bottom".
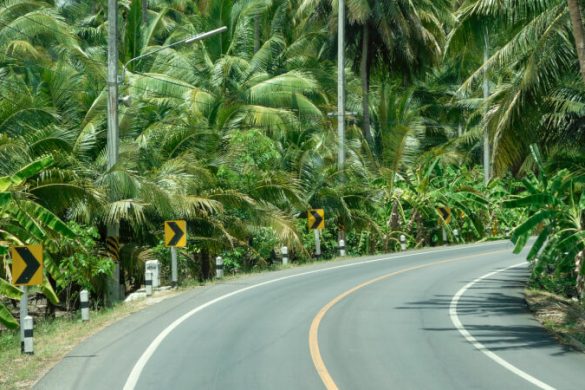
{"left": 124, "top": 241, "right": 508, "bottom": 389}
{"left": 449, "top": 263, "right": 556, "bottom": 390}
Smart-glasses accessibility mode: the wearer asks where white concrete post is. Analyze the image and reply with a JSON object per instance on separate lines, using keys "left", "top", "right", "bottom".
{"left": 145, "top": 271, "right": 153, "bottom": 296}
{"left": 216, "top": 256, "right": 224, "bottom": 279}
{"left": 338, "top": 239, "right": 346, "bottom": 257}
{"left": 80, "top": 289, "right": 90, "bottom": 322}
{"left": 453, "top": 229, "right": 460, "bottom": 244}
{"left": 314, "top": 229, "right": 321, "bottom": 257}
{"left": 281, "top": 246, "right": 288, "bottom": 265}
{"left": 400, "top": 234, "right": 407, "bottom": 251}
{"left": 442, "top": 227, "right": 448, "bottom": 245}
{"left": 505, "top": 227, "right": 510, "bottom": 238}
{"left": 23, "top": 315, "right": 33, "bottom": 355}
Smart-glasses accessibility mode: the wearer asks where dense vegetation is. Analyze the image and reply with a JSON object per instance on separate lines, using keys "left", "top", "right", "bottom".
{"left": 0, "top": 0, "right": 584, "bottom": 329}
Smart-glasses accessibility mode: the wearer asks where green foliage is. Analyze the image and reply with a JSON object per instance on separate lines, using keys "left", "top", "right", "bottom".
{"left": 44, "top": 222, "right": 114, "bottom": 307}
{"left": 504, "top": 145, "right": 585, "bottom": 297}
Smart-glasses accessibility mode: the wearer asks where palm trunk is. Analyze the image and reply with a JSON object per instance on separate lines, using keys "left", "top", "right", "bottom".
{"left": 568, "top": 0, "right": 585, "bottom": 82}
{"left": 360, "top": 24, "right": 373, "bottom": 146}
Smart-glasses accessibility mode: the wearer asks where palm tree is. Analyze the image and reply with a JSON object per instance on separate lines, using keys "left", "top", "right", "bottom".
{"left": 450, "top": 0, "right": 583, "bottom": 175}
{"left": 298, "top": 0, "right": 451, "bottom": 148}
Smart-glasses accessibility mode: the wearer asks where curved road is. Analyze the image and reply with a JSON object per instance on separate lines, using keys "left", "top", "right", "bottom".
{"left": 36, "top": 241, "right": 585, "bottom": 390}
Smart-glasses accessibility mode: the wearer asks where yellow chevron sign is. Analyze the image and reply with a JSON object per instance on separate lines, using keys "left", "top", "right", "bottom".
{"left": 308, "top": 209, "right": 325, "bottom": 230}
{"left": 165, "top": 220, "right": 187, "bottom": 247}
{"left": 10, "top": 245, "right": 43, "bottom": 286}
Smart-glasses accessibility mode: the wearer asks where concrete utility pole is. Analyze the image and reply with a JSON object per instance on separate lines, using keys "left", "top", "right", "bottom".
{"left": 483, "top": 30, "right": 490, "bottom": 185}
{"left": 107, "top": 0, "right": 121, "bottom": 303}
{"left": 337, "top": 0, "right": 345, "bottom": 175}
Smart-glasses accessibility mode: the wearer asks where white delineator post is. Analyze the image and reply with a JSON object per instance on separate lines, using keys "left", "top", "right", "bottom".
{"left": 23, "top": 315, "right": 33, "bottom": 355}
{"left": 400, "top": 235, "right": 407, "bottom": 251}
{"left": 145, "top": 271, "right": 153, "bottom": 296}
{"left": 171, "top": 246, "right": 178, "bottom": 288}
{"left": 281, "top": 246, "right": 288, "bottom": 265}
{"left": 338, "top": 239, "right": 346, "bottom": 257}
{"left": 216, "top": 256, "right": 224, "bottom": 279}
{"left": 453, "top": 229, "right": 460, "bottom": 243}
{"left": 80, "top": 289, "right": 90, "bottom": 322}
{"left": 314, "top": 229, "right": 321, "bottom": 258}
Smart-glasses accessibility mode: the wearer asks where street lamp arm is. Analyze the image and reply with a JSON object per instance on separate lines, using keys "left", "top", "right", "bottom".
{"left": 120, "top": 26, "right": 227, "bottom": 83}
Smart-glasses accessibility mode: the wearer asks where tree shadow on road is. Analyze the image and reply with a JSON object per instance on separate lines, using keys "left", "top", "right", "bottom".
{"left": 395, "top": 267, "right": 576, "bottom": 355}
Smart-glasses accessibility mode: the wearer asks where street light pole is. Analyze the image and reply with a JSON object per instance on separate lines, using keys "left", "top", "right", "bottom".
{"left": 483, "top": 29, "right": 490, "bottom": 185}
{"left": 337, "top": 0, "right": 346, "bottom": 245}
{"left": 106, "top": 0, "right": 120, "bottom": 304}
{"left": 120, "top": 26, "right": 228, "bottom": 83}
{"left": 337, "top": 0, "right": 345, "bottom": 175}
{"left": 105, "top": 1, "right": 226, "bottom": 302}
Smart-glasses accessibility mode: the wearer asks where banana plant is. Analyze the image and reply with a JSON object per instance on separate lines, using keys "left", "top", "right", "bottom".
{"left": 1, "top": 156, "right": 73, "bottom": 328}
{"left": 504, "top": 145, "right": 585, "bottom": 298}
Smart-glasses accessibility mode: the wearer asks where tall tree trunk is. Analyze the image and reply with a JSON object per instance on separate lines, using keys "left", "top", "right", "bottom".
{"left": 568, "top": 0, "right": 585, "bottom": 82}
{"left": 360, "top": 24, "right": 373, "bottom": 146}
{"left": 254, "top": 15, "right": 261, "bottom": 53}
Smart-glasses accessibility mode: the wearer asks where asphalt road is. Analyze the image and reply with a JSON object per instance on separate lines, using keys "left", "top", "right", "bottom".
{"left": 35, "top": 241, "right": 585, "bottom": 390}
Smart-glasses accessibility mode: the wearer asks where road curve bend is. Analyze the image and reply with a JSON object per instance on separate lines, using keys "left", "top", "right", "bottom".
{"left": 35, "top": 241, "right": 585, "bottom": 390}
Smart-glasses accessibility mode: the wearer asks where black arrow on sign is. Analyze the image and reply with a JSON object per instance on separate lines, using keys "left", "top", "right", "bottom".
{"left": 15, "top": 247, "right": 40, "bottom": 284}
{"left": 310, "top": 210, "right": 323, "bottom": 229}
{"left": 167, "top": 221, "right": 185, "bottom": 246}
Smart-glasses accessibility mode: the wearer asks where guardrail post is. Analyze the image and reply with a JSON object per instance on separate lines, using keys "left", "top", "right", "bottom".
{"left": 80, "top": 289, "right": 90, "bottom": 321}
{"left": 281, "top": 246, "right": 288, "bottom": 265}
{"left": 400, "top": 235, "right": 407, "bottom": 251}
{"left": 145, "top": 271, "right": 153, "bottom": 296}
{"left": 23, "top": 315, "right": 33, "bottom": 355}
{"left": 338, "top": 239, "right": 346, "bottom": 257}
{"left": 216, "top": 256, "right": 224, "bottom": 279}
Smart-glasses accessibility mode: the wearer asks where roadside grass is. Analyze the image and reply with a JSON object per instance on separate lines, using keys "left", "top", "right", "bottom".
{"left": 0, "top": 288, "right": 184, "bottom": 390}
{"left": 0, "top": 262, "right": 300, "bottom": 390}
{"left": 525, "top": 289, "right": 585, "bottom": 350}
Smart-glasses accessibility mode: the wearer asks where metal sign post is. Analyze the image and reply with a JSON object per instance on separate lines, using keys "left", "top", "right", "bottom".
{"left": 314, "top": 229, "right": 321, "bottom": 258}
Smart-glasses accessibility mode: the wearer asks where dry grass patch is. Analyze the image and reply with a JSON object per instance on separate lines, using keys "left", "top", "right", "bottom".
{"left": 525, "top": 289, "right": 585, "bottom": 351}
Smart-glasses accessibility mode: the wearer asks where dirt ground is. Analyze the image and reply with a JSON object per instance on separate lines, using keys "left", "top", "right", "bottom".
{"left": 525, "top": 289, "right": 585, "bottom": 351}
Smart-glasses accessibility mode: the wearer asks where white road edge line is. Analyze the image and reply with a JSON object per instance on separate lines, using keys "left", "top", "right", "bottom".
{"left": 124, "top": 241, "right": 507, "bottom": 389}
{"left": 449, "top": 263, "right": 556, "bottom": 390}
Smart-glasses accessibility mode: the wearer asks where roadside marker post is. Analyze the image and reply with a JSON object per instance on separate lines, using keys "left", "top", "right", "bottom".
{"left": 23, "top": 315, "right": 33, "bottom": 355}
{"left": 80, "top": 290, "right": 90, "bottom": 322}
{"left": 400, "top": 235, "right": 407, "bottom": 251}
{"left": 145, "top": 272, "right": 153, "bottom": 296}
{"left": 164, "top": 221, "right": 187, "bottom": 288}
{"left": 281, "top": 246, "right": 289, "bottom": 265}
{"left": 338, "top": 240, "right": 346, "bottom": 257}
{"left": 216, "top": 256, "right": 224, "bottom": 279}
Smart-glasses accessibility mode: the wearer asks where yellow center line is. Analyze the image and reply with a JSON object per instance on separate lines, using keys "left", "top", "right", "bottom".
{"left": 308, "top": 249, "right": 510, "bottom": 390}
